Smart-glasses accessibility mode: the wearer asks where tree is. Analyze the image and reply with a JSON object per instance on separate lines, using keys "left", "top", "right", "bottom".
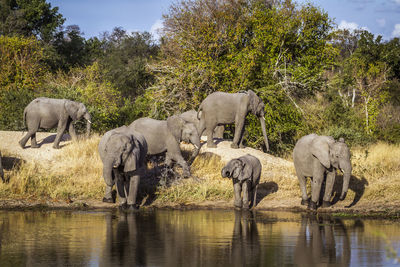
{"left": 0, "top": 0, "right": 65, "bottom": 42}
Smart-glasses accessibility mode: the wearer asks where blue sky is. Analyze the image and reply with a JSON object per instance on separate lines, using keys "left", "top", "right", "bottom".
{"left": 48, "top": 0, "right": 400, "bottom": 40}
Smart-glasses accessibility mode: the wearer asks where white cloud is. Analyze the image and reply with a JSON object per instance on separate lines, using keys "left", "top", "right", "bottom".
{"left": 392, "top": 24, "right": 400, "bottom": 37}
{"left": 394, "top": 0, "right": 400, "bottom": 5}
{"left": 338, "top": 20, "right": 369, "bottom": 32}
{"left": 376, "top": 18, "right": 386, "bottom": 27}
{"left": 150, "top": 19, "right": 163, "bottom": 41}
{"left": 338, "top": 20, "right": 359, "bottom": 31}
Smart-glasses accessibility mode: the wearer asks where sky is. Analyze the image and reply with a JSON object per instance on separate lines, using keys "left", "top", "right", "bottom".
{"left": 48, "top": 0, "right": 400, "bottom": 40}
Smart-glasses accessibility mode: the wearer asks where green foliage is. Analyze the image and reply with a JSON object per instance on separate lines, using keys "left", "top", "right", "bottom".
{"left": 0, "top": 35, "right": 46, "bottom": 129}
{"left": 42, "top": 62, "right": 123, "bottom": 132}
{"left": 0, "top": 0, "right": 65, "bottom": 42}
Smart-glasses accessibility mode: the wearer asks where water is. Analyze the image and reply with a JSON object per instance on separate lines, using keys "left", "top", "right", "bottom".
{"left": 0, "top": 209, "right": 399, "bottom": 266}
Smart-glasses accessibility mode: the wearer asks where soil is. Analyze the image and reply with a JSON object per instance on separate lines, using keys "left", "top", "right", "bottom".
{"left": 1, "top": 131, "right": 400, "bottom": 218}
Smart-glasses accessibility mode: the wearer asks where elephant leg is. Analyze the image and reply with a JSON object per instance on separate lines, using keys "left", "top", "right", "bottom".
{"left": 31, "top": 133, "right": 39, "bottom": 148}
{"left": 19, "top": 128, "right": 38, "bottom": 149}
{"left": 232, "top": 115, "right": 245, "bottom": 149}
{"left": 310, "top": 162, "right": 325, "bottom": 210}
{"left": 238, "top": 128, "right": 246, "bottom": 148}
{"left": 68, "top": 121, "right": 77, "bottom": 140}
{"left": 205, "top": 125, "right": 217, "bottom": 148}
{"left": 242, "top": 181, "right": 250, "bottom": 209}
{"left": 296, "top": 170, "right": 309, "bottom": 205}
{"left": 127, "top": 173, "right": 140, "bottom": 209}
{"left": 233, "top": 181, "right": 242, "bottom": 208}
{"left": 165, "top": 154, "right": 173, "bottom": 167}
{"left": 115, "top": 172, "right": 127, "bottom": 206}
{"left": 250, "top": 184, "right": 258, "bottom": 209}
{"left": 177, "top": 158, "right": 190, "bottom": 178}
{"left": 53, "top": 119, "right": 67, "bottom": 149}
{"left": 214, "top": 125, "right": 224, "bottom": 139}
{"left": 322, "top": 171, "right": 336, "bottom": 207}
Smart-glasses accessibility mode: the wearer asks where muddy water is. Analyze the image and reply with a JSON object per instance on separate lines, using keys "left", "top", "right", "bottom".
{"left": 0, "top": 210, "right": 399, "bottom": 266}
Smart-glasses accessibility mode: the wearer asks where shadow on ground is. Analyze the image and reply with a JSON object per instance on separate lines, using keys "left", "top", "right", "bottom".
{"left": 331, "top": 174, "right": 369, "bottom": 207}
{"left": 255, "top": 181, "right": 278, "bottom": 207}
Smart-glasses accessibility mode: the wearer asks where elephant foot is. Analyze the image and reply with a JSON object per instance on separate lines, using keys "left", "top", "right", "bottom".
{"left": 52, "top": 145, "right": 60, "bottom": 149}
{"left": 18, "top": 140, "right": 26, "bottom": 149}
{"left": 322, "top": 201, "right": 331, "bottom": 208}
{"left": 234, "top": 200, "right": 243, "bottom": 209}
{"left": 301, "top": 198, "right": 310, "bottom": 206}
{"left": 207, "top": 142, "right": 217, "bottom": 148}
{"left": 118, "top": 203, "right": 128, "bottom": 211}
{"left": 307, "top": 201, "right": 318, "bottom": 211}
{"left": 339, "top": 192, "right": 347, "bottom": 201}
{"left": 31, "top": 144, "right": 40, "bottom": 148}
{"left": 239, "top": 143, "right": 245, "bottom": 148}
{"left": 230, "top": 143, "right": 239, "bottom": 149}
{"left": 183, "top": 171, "right": 191, "bottom": 178}
{"left": 102, "top": 197, "right": 115, "bottom": 203}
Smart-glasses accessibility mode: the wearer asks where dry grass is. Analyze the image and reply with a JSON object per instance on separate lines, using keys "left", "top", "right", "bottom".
{"left": 0, "top": 136, "right": 400, "bottom": 210}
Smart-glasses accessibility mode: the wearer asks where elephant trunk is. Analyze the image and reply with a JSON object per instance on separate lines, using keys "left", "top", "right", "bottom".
{"left": 221, "top": 167, "right": 230, "bottom": 178}
{"left": 189, "top": 135, "right": 201, "bottom": 162}
{"left": 259, "top": 116, "right": 269, "bottom": 152}
{"left": 340, "top": 162, "right": 352, "bottom": 200}
{"left": 84, "top": 113, "right": 91, "bottom": 138}
{"left": 103, "top": 163, "right": 114, "bottom": 187}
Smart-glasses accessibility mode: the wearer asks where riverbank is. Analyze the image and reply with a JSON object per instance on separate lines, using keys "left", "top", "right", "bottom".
{"left": 0, "top": 131, "right": 400, "bottom": 217}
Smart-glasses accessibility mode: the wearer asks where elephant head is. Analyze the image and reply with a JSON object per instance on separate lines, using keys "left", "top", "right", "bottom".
{"left": 247, "top": 90, "right": 269, "bottom": 151}
{"left": 311, "top": 136, "right": 352, "bottom": 201}
{"left": 167, "top": 115, "right": 201, "bottom": 158}
{"left": 221, "top": 158, "right": 252, "bottom": 181}
{"left": 65, "top": 100, "right": 92, "bottom": 137}
{"left": 103, "top": 132, "right": 141, "bottom": 186}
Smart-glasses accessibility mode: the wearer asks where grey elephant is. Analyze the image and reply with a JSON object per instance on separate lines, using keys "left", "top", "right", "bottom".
{"left": 129, "top": 115, "right": 200, "bottom": 178}
{"left": 197, "top": 90, "right": 269, "bottom": 151}
{"left": 98, "top": 126, "right": 147, "bottom": 210}
{"left": 293, "top": 134, "right": 352, "bottom": 211}
{"left": 19, "top": 97, "right": 92, "bottom": 149}
{"left": 0, "top": 151, "right": 4, "bottom": 183}
{"left": 221, "top": 154, "right": 261, "bottom": 209}
{"left": 179, "top": 110, "right": 224, "bottom": 139}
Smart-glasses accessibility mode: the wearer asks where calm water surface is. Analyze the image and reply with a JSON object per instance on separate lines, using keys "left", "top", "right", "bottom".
{"left": 0, "top": 209, "right": 399, "bottom": 266}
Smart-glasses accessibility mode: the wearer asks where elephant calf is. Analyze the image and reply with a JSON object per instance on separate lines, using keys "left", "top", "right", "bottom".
{"left": 0, "top": 151, "right": 4, "bottom": 183}
{"left": 99, "top": 126, "right": 148, "bottom": 210}
{"left": 293, "top": 134, "right": 352, "bottom": 211}
{"left": 221, "top": 154, "right": 261, "bottom": 209}
{"left": 19, "top": 97, "right": 92, "bottom": 149}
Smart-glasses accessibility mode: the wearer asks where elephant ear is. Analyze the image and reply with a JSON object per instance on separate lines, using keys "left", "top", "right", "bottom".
{"left": 167, "top": 115, "right": 186, "bottom": 142}
{"left": 238, "top": 159, "right": 253, "bottom": 181}
{"left": 123, "top": 135, "right": 143, "bottom": 173}
{"left": 65, "top": 100, "right": 79, "bottom": 121}
{"left": 247, "top": 90, "right": 263, "bottom": 116}
{"left": 310, "top": 137, "right": 331, "bottom": 169}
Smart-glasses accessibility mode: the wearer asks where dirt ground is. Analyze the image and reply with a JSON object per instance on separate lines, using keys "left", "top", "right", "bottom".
{"left": 1, "top": 131, "right": 400, "bottom": 217}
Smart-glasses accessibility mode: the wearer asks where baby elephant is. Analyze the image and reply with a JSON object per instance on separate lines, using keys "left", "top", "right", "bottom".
{"left": 221, "top": 154, "right": 261, "bottom": 209}
{"left": 99, "top": 126, "right": 148, "bottom": 211}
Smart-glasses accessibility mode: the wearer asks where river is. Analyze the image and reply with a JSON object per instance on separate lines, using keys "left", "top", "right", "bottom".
{"left": 0, "top": 209, "right": 399, "bottom": 266}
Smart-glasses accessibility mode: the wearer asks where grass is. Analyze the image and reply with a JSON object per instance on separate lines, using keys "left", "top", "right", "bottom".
{"left": 0, "top": 136, "right": 400, "bottom": 211}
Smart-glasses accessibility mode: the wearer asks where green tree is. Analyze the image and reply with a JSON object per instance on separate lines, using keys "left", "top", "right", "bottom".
{"left": 0, "top": 0, "right": 64, "bottom": 42}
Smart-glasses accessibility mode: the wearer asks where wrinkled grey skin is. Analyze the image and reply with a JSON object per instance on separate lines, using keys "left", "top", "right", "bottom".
{"left": 99, "top": 126, "right": 147, "bottom": 210}
{"left": 0, "top": 151, "right": 4, "bottom": 182}
{"left": 19, "top": 97, "right": 92, "bottom": 149}
{"left": 180, "top": 110, "right": 224, "bottom": 139}
{"left": 129, "top": 115, "right": 201, "bottom": 177}
{"left": 221, "top": 154, "right": 261, "bottom": 209}
{"left": 293, "top": 134, "right": 352, "bottom": 211}
{"left": 197, "top": 90, "right": 269, "bottom": 151}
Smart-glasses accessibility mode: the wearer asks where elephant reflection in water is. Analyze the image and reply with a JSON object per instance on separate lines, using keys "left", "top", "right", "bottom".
{"left": 230, "top": 210, "right": 261, "bottom": 266}
{"left": 294, "top": 214, "right": 351, "bottom": 267}
{"left": 101, "top": 213, "right": 146, "bottom": 266}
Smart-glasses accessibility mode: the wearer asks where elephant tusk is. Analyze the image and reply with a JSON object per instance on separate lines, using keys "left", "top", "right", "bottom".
{"left": 194, "top": 145, "right": 199, "bottom": 149}
{"left": 87, "top": 119, "right": 92, "bottom": 124}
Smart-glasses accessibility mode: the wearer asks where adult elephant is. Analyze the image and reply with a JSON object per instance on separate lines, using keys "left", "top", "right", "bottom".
{"left": 0, "top": 151, "right": 4, "bottom": 183}
{"left": 129, "top": 115, "right": 200, "bottom": 178}
{"left": 19, "top": 97, "right": 92, "bottom": 149}
{"left": 293, "top": 134, "right": 352, "bottom": 211}
{"left": 180, "top": 110, "right": 224, "bottom": 139}
{"left": 99, "top": 126, "right": 147, "bottom": 210}
{"left": 197, "top": 90, "right": 269, "bottom": 151}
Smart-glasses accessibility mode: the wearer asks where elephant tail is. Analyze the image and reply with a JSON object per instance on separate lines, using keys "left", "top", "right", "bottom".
{"left": 22, "top": 107, "right": 27, "bottom": 131}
